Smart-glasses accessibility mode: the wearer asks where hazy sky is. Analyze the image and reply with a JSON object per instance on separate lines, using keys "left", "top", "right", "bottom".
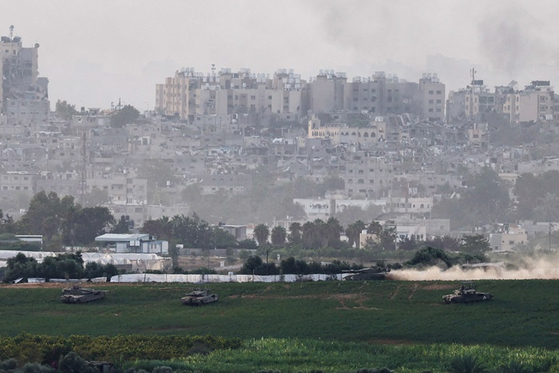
{"left": 3, "top": 0, "right": 559, "bottom": 110}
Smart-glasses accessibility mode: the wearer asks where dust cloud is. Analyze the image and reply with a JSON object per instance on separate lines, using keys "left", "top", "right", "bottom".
{"left": 389, "top": 257, "right": 559, "bottom": 281}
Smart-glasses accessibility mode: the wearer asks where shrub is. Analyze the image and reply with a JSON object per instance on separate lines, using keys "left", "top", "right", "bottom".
{"left": 449, "top": 355, "right": 488, "bottom": 373}
{"left": 58, "top": 352, "right": 97, "bottom": 373}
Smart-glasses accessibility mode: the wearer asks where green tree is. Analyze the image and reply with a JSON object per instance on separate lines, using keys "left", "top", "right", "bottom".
{"left": 325, "top": 217, "right": 344, "bottom": 249}
{"left": 253, "top": 224, "right": 269, "bottom": 247}
{"left": 398, "top": 237, "right": 419, "bottom": 251}
{"left": 460, "top": 234, "right": 491, "bottom": 257}
{"left": 270, "top": 226, "right": 287, "bottom": 246}
{"left": 406, "top": 246, "right": 454, "bottom": 268}
{"left": 287, "top": 222, "right": 302, "bottom": 245}
{"left": 0, "top": 210, "right": 17, "bottom": 234}
{"left": 21, "top": 191, "right": 77, "bottom": 246}
{"left": 55, "top": 99, "right": 78, "bottom": 120}
{"left": 302, "top": 220, "right": 327, "bottom": 249}
{"left": 345, "top": 220, "right": 366, "bottom": 248}
{"left": 83, "top": 187, "right": 109, "bottom": 207}
{"left": 141, "top": 216, "right": 173, "bottom": 241}
{"left": 112, "top": 215, "right": 131, "bottom": 234}
{"left": 239, "top": 255, "right": 278, "bottom": 275}
{"left": 461, "top": 167, "right": 510, "bottom": 224}
{"left": 423, "top": 235, "right": 461, "bottom": 251}
{"left": 58, "top": 352, "right": 98, "bottom": 373}
{"left": 4, "top": 252, "right": 38, "bottom": 282}
{"left": 65, "top": 206, "right": 115, "bottom": 245}
{"left": 213, "top": 226, "right": 237, "bottom": 248}
{"left": 515, "top": 170, "right": 559, "bottom": 220}
{"left": 110, "top": 104, "right": 140, "bottom": 128}
{"left": 533, "top": 193, "right": 559, "bottom": 222}
{"left": 280, "top": 256, "right": 309, "bottom": 274}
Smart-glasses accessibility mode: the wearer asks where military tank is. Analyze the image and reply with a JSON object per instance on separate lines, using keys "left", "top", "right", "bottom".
{"left": 343, "top": 265, "right": 390, "bottom": 281}
{"left": 181, "top": 288, "right": 218, "bottom": 306}
{"left": 442, "top": 282, "right": 493, "bottom": 304}
{"left": 60, "top": 285, "right": 107, "bottom": 304}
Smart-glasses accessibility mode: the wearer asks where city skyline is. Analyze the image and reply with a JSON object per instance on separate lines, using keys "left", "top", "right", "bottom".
{"left": 3, "top": 0, "right": 559, "bottom": 110}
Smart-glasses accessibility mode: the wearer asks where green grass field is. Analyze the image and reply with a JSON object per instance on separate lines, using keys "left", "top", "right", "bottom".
{"left": 1, "top": 280, "right": 559, "bottom": 372}
{"left": 2, "top": 280, "right": 559, "bottom": 347}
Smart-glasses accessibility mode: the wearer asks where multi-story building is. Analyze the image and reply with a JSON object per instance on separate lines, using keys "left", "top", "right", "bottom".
{"left": 419, "top": 73, "right": 445, "bottom": 121}
{"left": 156, "top": 68, "right": 306, "bottom": 123}
{"left": 518, "top": 81, "right": 554, "bottom": 123}
{"left": 489, "top": 224, "right": 527, "bottom": 252}
{"left": 447, "top": 78, "right": 555, "bottom": 125}
{"left": 197, "top": 173, "right": 252, "bottom": 195}
{"left": 308, "top": 114, "right": 386, "bottom": 145}
{"left": 340, "top": 72, "right": 422, "bottom": 116}
{"left": 1, "top": 27, "right": 49, "bottom": 125}
{"left": 309, "top": 70, "right": 347, "bottom": 113}
{"left": 0, "top": 171, "right": 36, "bottom": 195}
{"left": 86, "top": 167, "right": 148, "bottom": 205}
{"left": 386, "top": 196, "right": 433, "bottom": 216}
{"left": 344, "top": 152, "right": 393, "bottom": 199}
{"left": 159, "top": 68, "right": 444, "bottom": 123}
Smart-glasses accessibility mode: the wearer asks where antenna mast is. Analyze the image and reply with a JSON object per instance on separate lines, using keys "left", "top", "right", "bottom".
{"left": 9, "top": 25, "right": 13, "bottom": 39}
{"left": 80, "top": 130, "right": 87, "bottom": 205}
{"left": 470, "top": 68, "right": 477, "bottom": 118}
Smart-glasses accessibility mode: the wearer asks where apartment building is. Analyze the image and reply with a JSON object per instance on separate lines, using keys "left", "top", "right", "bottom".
{"left": 156, "top": 68, "right": 306, "bottom": 122}
{"left": 86, "top": 167, "right": 148, "bottom": 205}
{"left": 305, "top": 71, "right": 440, "bottom": 120}
{"left": 197, "top": 173, "right": 252, "bottom": 195}
{"left": 344, "top": 152, "right": 393, "bottom": 199}
{"left": 447, "top": 79, "right": 555, "bottom": 125}
{"left": 489, "top": 224, "right": 527, "bottom": 252}
{"left": 0, "top": 28, "right": 49, "bottom": 125}
{"left": 518, "top": 81, "right": 554, "bottom": 123}
{"left": 0, "top": 171, "right": 36, "bottom": 195}
{"left": 419, "top": 73, "right": 445, "bottom": 121}
{"left": 309, "top": 70, "right": 347, "bottom": 113}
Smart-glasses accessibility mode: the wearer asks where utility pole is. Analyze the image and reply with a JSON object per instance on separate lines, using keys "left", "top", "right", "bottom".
{"left": 80, "top": 130, "right": 87, "bottom": 205}
{"left": 549, "top": 223, "right": 553, "bottom": 251}
{"left": 470, "top": 68, "right": 476, "bottom": 118}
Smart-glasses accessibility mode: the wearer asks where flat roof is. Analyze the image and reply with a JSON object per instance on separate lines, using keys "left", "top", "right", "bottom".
{"left": 95, "top": 233, "right": 150, "bottom": 242}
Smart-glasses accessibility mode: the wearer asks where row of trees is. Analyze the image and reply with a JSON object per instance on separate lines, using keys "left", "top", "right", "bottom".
{"left": 140, "top": 214, "right": 238, "bottom": 250}
{"left": 252, "top": 218, "right": 491, "bottom": 257}
{"left": 253, "top": 217, "right": 347, "bottom": 250}
{"left": 55, "top": 99, "right": 140, "bottom": 128}
{"left": 0, "top": 191, "right": 492, "bottom": 260}
{"left": 3, "top": 252, "right": 118, "bottom": 283}
{"left": 0, "top": 191, "right": 129, "bottom": 250}
{"left": 239, "top": 255, "right": 361, "bottom": 275}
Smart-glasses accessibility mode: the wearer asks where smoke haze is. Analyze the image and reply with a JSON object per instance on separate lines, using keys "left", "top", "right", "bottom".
{"left": 390, "top": 257, "right": 559, "bottom": 281}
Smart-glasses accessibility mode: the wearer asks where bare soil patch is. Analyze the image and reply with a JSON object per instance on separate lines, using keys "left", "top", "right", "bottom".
{"left": 408, "top": 283, "right": 419, "bottom": 300}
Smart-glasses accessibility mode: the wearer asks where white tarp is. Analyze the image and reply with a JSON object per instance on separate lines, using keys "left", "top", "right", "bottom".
{"left": 106, "top": 273, "right": 343, "bottom": 283}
